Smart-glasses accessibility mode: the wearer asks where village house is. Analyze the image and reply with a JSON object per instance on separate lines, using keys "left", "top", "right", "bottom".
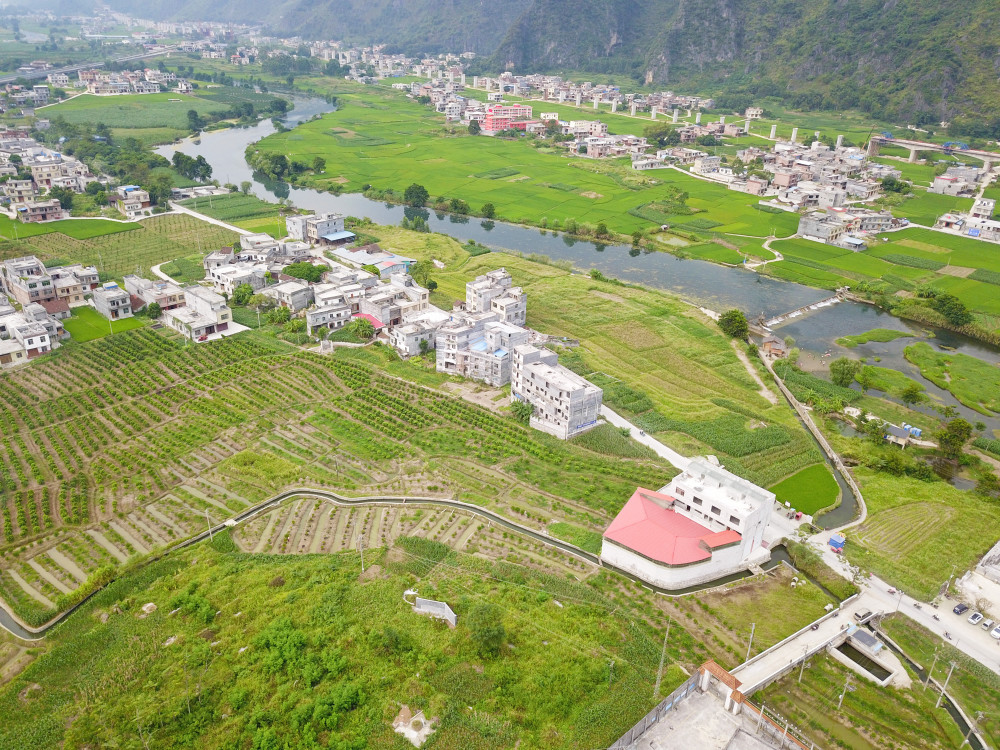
{"left": 18, "top": 199, "right": 65, "bottom": 223}
{"left": 0, "top": 302, "right": 64, "bottom": 367}
{"left": 92, "top": 283, "right": 133, "bottom": 321}
{"left": 600, "top": 459, "right": 775, "bottom": 588}
{"left": 123, "top": 275, "right": 185, "bottom": 311}
{"left": 465, "top": 268, "right": 527, "bottom": 326}
{"left": 510, "top": 344, "right": 603, "bottom": 440}
{"left": 436, "top": 311, "right": 529, "bottom": 386}
{"left": 329, "top": 244, "right": 416, "bottom": 277}
{"left": 284, "top": 212, "right": 355, "bottom": 245}
{"left": 263, "top": 279, "right": 315, "bottom": 312}
{"left": 162, "top": 286, "right": 234, "bottom": 341}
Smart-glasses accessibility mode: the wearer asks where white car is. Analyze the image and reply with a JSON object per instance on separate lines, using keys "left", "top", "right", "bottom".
{"left": 991, "top": 624, "right": 1000, "bottom": 640}
{"left": 968, "top": 611, "right": 984, "bottom": 625}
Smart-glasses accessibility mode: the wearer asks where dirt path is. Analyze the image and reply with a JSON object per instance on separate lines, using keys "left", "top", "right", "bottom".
{"left": 45, "top": 549, "right": 87, "bottom": 583}
{"left": 310, "top": 506, "right": 334, "bottom": 553}
{"left": 730, "top": 341, "right": 779, "bottom": 404}
{"left": 7, "top": 570, "right": 53, "bottom": 609}
{"left": 85, "top": 530, "right": 129, "bottom": 563}
{"left": 252, "top": 511, "right": 279, "bottom": 554}
{"left": 108, "top": 520, "right": 149, "bottom": 554}
{"left": 25, "top": 560, "right": 72, "bottom": 595}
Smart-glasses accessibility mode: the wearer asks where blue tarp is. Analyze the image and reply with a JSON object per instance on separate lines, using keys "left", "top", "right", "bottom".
{"left": 322, "top": 231, "right": 356, "bottom": 242}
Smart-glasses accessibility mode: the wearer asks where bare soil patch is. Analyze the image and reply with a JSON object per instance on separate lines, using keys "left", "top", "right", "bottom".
{"left": 580, "top": 191, "right": 603, "bottom": 199}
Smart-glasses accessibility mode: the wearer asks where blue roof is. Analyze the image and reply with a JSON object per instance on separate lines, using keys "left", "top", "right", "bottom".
{"left": 470, "top": 340, "right": 488, "bottom": 352}
{"left": 322, "top": 230, "right": 356, "bottom": 241}
{"left": 494, "top": 347, "right": 508, "bottom": 357}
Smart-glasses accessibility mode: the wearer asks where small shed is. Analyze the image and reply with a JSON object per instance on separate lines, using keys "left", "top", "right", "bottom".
{"left": 761, "top": 334, "right": 787, "bottom": 359}
{"left": 413, "top": 597, "right": 457, "bottom": 628}
{"left": 849, "top": 627, "right": 884, "bottom": 655}
{"left": 829, "top": 533, "right": 846, "bottom": 551}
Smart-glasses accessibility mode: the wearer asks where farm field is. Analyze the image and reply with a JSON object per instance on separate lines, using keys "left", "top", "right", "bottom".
{"left": 251, "top": 83, "right": 799, "bottom": 237}
{"left": 0, "top": 215, "right": 138, "bottom": 241}
{"left": 62, "top": 306, "right": 147, "bottom": 342}
{"left": 0, "top": 535, "right": 694, "bottom": 750}
{"left": 891, "top": 191, "right": 975, "bottom": 227}
{"left": 846, "top": 470, "right": 1000, "bottom": 599}
{"left": 0, "top": 325, "right": 676, "bottom": 626}
{"left": 767, "top": 463, "right": 840, "bottom": 515}
{"left": 177, "top": 193, "right": 285, "bottom": 230}
{"left": 757, "top": 650, "right": 964, "bottom": 749}
{"left": 769, "top": 229, "right": 1000, "bottom": 319}
{"left": 0, "top": 213, "right": 237, "bottom": 281}
{"left": 371, "top": 226, "right": 825, "bottom": 491}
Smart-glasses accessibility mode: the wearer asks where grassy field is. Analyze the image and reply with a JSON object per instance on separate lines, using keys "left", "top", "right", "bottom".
{"left": 178, "top": 193, "right": 285, "bottom": 230}
{"left": 372, "top": 226, "right": 824, "bottom": 491}
{"left": 0, "top": 213, "right": 237, "bottom": 281}
{"left": 0, "top": 215, "right": 138, "bottom": 241}
{"left": 62, "top": 306, "right": 146, "bottom": 342}
{"left": 847, "top": 470, "right": 1000, "bottom": 599}
{"left": 836, "top": 328, "right": 916, "bottom": 348}
{"left": 904, "top": 342, "right": 1000, "bottom": 415}
{"left": 769, "top": 229, "right": 1000, "bottom": 320}
{"left": 882, "top": 615, "right": 1000, "bottom": 748}
{"left": 892, "top": 191, "right": 975, "bottom": 227}
{"left": 43, "top": 92, "right": 229, "bottom": 138}
{"left": 0, "top": 536, "right": 688, "bottom": 750}
{"left": 250, "top": 83, "right": 799, "bottom": 237}
{"left": 768, "top": 463, "right": 840, "bottom": 514}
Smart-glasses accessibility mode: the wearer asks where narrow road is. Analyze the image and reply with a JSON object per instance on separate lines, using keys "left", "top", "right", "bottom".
{"left": 169, "top": 201, "right": 250, "bottom": 235}
{"left": 600, "top": 406, "right": 691, "bottom": 471}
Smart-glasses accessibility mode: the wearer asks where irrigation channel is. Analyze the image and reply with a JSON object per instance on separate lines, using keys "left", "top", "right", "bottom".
{"left": 0, "top": 489, "right": 790, "bottom": 640}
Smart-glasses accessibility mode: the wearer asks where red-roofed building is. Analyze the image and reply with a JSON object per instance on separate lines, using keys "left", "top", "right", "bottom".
{"left": 353, "top": 312, "right": 384, "bottom": 330}
{"left": 601, "top": 460, "right": 774, "bottom": 588}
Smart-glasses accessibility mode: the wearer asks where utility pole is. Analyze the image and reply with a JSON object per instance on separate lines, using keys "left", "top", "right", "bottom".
{"left": 756, "top": 703, "right": 766, "bottom": 734}
{"left": 923, "top": 648, "right": 940, "bottom": 692}
{"left": 746, "top": 622, "right": 756, "bottom": 661}
{"left": 654, "top": 617, "right": 671, "bottom": 700}
{"left": 837, "top": 675, "right": 852, "bottom": 711}
{"left": 936, "top": 662, "right": 957, "bottom": 709}
{"left": 798, "top": 646, "right": 809, "bottom": 683}
{"left": 961, "top": 711, "right": 984, "bottom": 747}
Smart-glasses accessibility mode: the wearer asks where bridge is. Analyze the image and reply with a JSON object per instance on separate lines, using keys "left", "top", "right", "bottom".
{"left": 759, "top": 289, "right": 849, "bottom": 329}
{"left": 868, "top": 135, "right": 1000, "bottom": 168}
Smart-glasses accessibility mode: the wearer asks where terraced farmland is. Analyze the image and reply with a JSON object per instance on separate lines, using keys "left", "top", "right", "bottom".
{"left": 0, "top": 328, "right": 673, "bottom": 626}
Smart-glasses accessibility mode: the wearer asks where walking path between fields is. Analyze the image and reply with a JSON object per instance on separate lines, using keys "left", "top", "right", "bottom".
{"left": 169, "top": 201, "right": 250, "bottom": 235}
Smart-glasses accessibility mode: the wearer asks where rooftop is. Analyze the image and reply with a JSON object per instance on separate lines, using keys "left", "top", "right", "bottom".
{"left": 603, "top": 488, "right": 741, "bottom": 566}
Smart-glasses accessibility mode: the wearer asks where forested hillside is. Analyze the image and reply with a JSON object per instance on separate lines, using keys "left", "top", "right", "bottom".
{"left": 85, "top": 0, "right": 1000, "bottom": 129}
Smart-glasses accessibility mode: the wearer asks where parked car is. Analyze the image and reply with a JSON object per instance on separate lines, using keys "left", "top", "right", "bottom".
{"left": 990, "top": 624, "right": 1000, "bottom": 640}
{"left": 981, "top": 619, "right": 995, "bottom": 632}
{"left": 968, "top": 612, "right": 984, "bottom": 625}
{"left": 953, "top": 603, "right": 970, "bottom": 615}
{"left": 854, "top": 609, "right": 873, "bottom": 622}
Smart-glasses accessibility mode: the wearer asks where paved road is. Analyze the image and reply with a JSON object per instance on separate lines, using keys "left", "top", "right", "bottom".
{"left": 600, "top": 406, "right": 691, "bottom": 471}
{"left": 809, "top": 530, "right": 1000, "bottom": 676}
{"left": 169, "top": 201, "right": 250, "bottom": 235}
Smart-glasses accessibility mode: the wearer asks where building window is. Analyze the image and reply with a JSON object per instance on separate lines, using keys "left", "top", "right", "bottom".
{"left": 693, "top": 497, "right": 702, "bottom": 506}
{"left": 711, "top": 506, "right": 721, "bottom": 516}
{"left": 676, "top": 488, "right": 685, "bottom": 497}
{"left": 729, "top": 516, "right": 741, "bottom": 526}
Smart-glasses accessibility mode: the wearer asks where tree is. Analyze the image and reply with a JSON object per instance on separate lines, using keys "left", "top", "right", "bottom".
{"left": 48, "top": 186, "right": 74, "bottom": 210}
{"left": 419, "top": 338, "right": 430, "bottom": 356}
{"left": 146, "top": 173, "right": 173, "bottom": 206}
{"left": 631, "top": 230, "right": 643, "bottom": 246}
{"left": 265, "top": 306, "right": 291, "bottom": 325}
{"left": 857, "top": 365, "right": 875, "bottom": 393}
{"left": 938, "top": 418, "right": 972, "bottom": 459}
{"left": 829, "top": 357, "right": 860, "bottom": 388}
{"left": 466, "top": 602, "right": 505, "bottom": 657}
{"left": 595, "top": 222, "right": 609, "bottom": 238}
{"left": 510, "top": 400, "right": 533, "bottom": 424}
{"left": 146, "top": 302, "right": 162, "bottom": 320}
{"left": 932, "top": 293, "right": 973, "bottom": 326}
{"left": 900, "top": 382, "right": 925, "bottom": 405}
{"left": 717, "top": 309, "right": 749, "bottom": 339}
{"left": 232, "top": 283, "right": 254, "bottom": 306}
{"left": 187, "top": 109, "right": 203, "bottom": 131}
{"left": 362, "top": 264, "right": 380, "bottom": 276}
{"left": 312, "top": 156, "right": 326, "bottom": 173}
{"left": 468, "top": 120, "right": 481, "bottom": 135}
{"left": 481, "top": 202, "right": 496, "bottom": 219}
{"left": 247, "top": 293, "right": 272, "bottom": 311}
{"left": 283, "top": 262, "right": 325, "bottom": 283}
{"left": 880, "top": 176, "right": 909, "bottom": 194}
{"left": 240, "top": 181, "right": 252, "bottom": 195}
{"left": 403, "top": 183, "right": 429, "bottom": 207}
{"left": 349, "top": 318, "right": 375, "bottom": 340}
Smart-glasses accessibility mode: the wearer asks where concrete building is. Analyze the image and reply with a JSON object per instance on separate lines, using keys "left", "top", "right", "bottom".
{"left": 18, "top": 199, "right": 65, "bottom": 223}
{"left": 284, "top": 212, "right": 355, "bottom": 245}
{"left": 465, "top": 267, "right": 527, "bottom": 325}
{"left": 435, "top": 310, "right": 529, "bottom": 386}
{"left": 0, "top": 302, "right": 63, "bottom": 367}
{"left": 162, "top": 286, "right": 233, "bottom": 341}
{"left": 798, "top": 211, "right": 846, "bottom": 243}
{"left": 600, "top": 459, "right": 774, "bottom": 588}
{"left": 123, "top": 275, "right": 185, "bottom": 311}
{"left": 510, "top": 344, "right": 602, "bottom": 439}
{"left": 92, "top": 283, "right": 133, "bottom": 321}
{"left": 263, "top": 280, "right": 315, "bottom": 312}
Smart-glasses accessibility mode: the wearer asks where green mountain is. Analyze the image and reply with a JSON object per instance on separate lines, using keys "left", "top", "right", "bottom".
{"left": 88, "top": 0, "right": 1000, "bottom": 126}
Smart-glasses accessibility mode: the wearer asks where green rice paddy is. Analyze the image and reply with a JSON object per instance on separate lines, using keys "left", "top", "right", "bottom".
{"left": 768, "top": 463, "right": 840, "bottom": 514}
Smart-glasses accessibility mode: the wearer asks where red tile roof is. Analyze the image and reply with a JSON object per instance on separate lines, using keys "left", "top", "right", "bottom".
{"left": 352, "top": 312, "right": 384, "bottom": 329}
{"left": 39, "top": 299, "right": 69, "bottom": 314}
{"left": 603, "top": 488, "right": 741, "bottom": 566}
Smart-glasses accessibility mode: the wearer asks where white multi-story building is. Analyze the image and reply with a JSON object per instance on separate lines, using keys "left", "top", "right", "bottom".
{"left": 92, "top": 284, "right": 133, "bottom": 321}
{"left": 162, "top": 286, "right": 233, "bottom": 341}
{"left": 600, "top": 459, "right": 775, "bottom": 588}
{"left": 510, "top": 344, "right": 602, "bottom": 439}
{"left": 123, "top": 275, "right": 185, "bottom": 310}
{"left": 435, "top": 311, "right": 529, "bottom": 386}
{"left": 465, "top": 267, "right": 527, "bottom": 326}
{"left": 284, "top": 212, "right": 354, "bottom": 245}
{"left": 0, "top": 302, "right": 63, "bottom": 367}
